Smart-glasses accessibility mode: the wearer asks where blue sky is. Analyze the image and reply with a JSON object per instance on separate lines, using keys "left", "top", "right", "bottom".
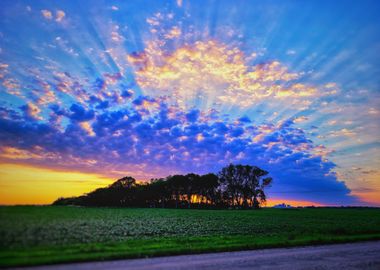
{"left": 0, "top": 0, "right": 379, "bottom": 205}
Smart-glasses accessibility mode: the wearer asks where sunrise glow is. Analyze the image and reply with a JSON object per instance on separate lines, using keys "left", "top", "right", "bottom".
{"left": 0, "top": 0, "right": 379, "bottom": 206}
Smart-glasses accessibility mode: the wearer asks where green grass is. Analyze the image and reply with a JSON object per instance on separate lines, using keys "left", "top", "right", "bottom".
{"left": 1, "top": 206, "right": 380, "bottom": 267}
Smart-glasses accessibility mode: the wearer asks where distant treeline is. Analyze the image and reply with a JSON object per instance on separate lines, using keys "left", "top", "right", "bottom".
{"left": 53, "top": 164, "right": 273, "bottom": 209}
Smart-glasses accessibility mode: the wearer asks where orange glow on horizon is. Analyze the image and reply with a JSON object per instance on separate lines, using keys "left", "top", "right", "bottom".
{"left": 346, "top": 170, "right": 380, "bottom": 207}
{"left": 0, "top": 163, "right": 112, "bottom": 205}
{"left": 351, "top": 191, "right": 380, "bottom": 207}
{"left": 266, "top": 199, "right": 323, "bottom": 207}
{"left": 1, "top": 163, "right": 378, "bottom": 207}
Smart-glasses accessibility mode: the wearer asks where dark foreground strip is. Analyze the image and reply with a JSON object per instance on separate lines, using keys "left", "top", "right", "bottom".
{"left": 8, "top": 241, "right": 380, "bottom": 270}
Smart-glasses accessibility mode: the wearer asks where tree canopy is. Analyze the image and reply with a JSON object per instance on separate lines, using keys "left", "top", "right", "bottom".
{"left": 53, "top": 164, "right": 272, "bottom": 209}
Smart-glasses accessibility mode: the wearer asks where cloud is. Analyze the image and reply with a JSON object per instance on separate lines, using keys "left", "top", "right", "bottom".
{"left": 328, "top": 128, "right": 356, "bottom": 138}
{"left": 238, "top": 116, "right": 251, "bottom": 123}
{"left": 111, "top": 26, "right": 124, "bottom": 43}
{"left": 41, "top": 9, "right": 65, "bottom": 22}
{"left": 185, "top": 109, "right": 200, "bottom": 122}
{"left": 293, "top": 116, "right": 308, "bottom": 123}
{"left": 111, "top": 32, "right": 122, "bottom": 42}
{"left": 286, "top": 50, "right": 296, "bottom": 55}
{"left": 127, "top": 40, "right": 336, "bottom": 108}
{"left": 1, "top": 73, "right": 21, "bottom": 96}
{"left": 41, "top": 10, "right": 53, "bottom": 20}
{"left": 368, "top": 108, "right": 379, "bottom": 115}
{"left": 79, "top": 122, "right": 95, "bottom": 137}
{"left": 164, "top": 26, "right": 181, "bottom": 39}
{"left": 20, "top": 103, "right": 43, "bottom": 120}
{"left": 0, "top": 63, "right": 8, "bottom": 69}
{"left": 69, "top": 104, "right": 95, "bottom": 122}
{"left": 0, "top": 96, "right": 357, "bottom": 205}
{"left": 55, "top": 10, "right": 65, "bottom": 22}
{"left": 328, "top": 120, "right": 337, "bottom": 126}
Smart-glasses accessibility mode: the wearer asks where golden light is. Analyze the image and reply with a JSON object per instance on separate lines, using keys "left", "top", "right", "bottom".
{"left": 0, "top": 163, "right": 112, "bottom": 205}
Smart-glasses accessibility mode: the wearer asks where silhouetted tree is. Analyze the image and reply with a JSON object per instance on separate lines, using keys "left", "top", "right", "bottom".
{"left": 109, "top": 176, "right": 136, "bottom": 189}
{"left": 218, "top": 164, "right": 272, "bottom": 208}
{"left": 52, "top": 164, "right": 272, "bottom": 209}
{"left": 198, "top": 173, "right": 219, "bottom": 206}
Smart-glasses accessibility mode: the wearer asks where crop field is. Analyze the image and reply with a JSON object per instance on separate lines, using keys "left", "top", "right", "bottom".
{"left": 1, "top": 206, "right": 380, "bottom": 267}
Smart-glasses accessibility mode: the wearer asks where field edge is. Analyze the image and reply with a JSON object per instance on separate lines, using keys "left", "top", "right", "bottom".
{"left": 1, "top": 233, "right": 380, "bottom": 268}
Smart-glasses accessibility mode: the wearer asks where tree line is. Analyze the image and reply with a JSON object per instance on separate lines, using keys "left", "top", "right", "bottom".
{"left": 53, "top": 164, "right": 273, "bottom": 209}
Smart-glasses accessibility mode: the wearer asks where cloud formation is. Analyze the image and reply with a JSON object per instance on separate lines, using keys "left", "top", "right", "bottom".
{"left": 0, "top": 94, "right": 355, "bottom": 204}
{"left": 41, "top": 9, "right": 65, "bottom": 22}
{"left": 55, "top": 10, "right": 65, "bottom": 22}
{"left": 41, "top": 10, "right": 53, "bottom": 20}
{"left": 127, "top": 40, "right": 338, "bottom": 108}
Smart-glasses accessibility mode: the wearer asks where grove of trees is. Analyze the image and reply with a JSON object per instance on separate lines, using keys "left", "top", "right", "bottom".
{"left": 53, "top": 164, "right": 273, "bottom": 209}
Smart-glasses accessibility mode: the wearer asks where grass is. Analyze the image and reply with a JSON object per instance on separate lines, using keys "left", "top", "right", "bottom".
{"left": 1, "top": 206, "right": 380, "bottom": 267}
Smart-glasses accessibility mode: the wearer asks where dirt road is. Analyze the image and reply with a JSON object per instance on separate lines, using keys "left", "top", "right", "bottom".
{"left": 10, "top": 241, "right": 380, "bottom": 270}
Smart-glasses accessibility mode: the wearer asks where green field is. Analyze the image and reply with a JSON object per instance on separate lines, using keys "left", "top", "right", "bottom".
{"left": 1, "top": 206, "right": 380, "bottom": 267}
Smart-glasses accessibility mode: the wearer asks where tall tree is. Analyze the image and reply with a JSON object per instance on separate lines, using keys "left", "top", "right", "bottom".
{"left": 199, "top": 173, "right": 219, "bottom": 206}
{"left": 218, "top": 164, "right": 272, "bottom": 208}
{"left": 109, "top": 176, "right": 136, "bottom": 189}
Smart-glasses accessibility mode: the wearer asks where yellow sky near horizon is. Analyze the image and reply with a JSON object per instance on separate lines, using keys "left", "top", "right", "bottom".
{"left": 0, "top": 163, "right": 378, "bottom": 207}
{"left": 0, "top": 163, "right": 318, "bottom": 206}
{"left": 0, "top": 163, "right": 113, "bottom": 205}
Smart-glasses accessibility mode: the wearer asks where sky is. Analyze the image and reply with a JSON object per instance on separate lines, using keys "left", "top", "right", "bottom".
{"left": 0, "top": 0, "right": 379, "bottom": 206}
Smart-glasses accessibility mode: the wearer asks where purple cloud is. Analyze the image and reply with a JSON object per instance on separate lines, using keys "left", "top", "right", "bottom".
{"left": 0, "top": 95, "right": 357, "bottom": 205}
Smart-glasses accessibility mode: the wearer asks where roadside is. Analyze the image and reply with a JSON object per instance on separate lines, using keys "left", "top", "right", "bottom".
{"left": 9, "top": 241, "right": 380, "bottom": 270}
